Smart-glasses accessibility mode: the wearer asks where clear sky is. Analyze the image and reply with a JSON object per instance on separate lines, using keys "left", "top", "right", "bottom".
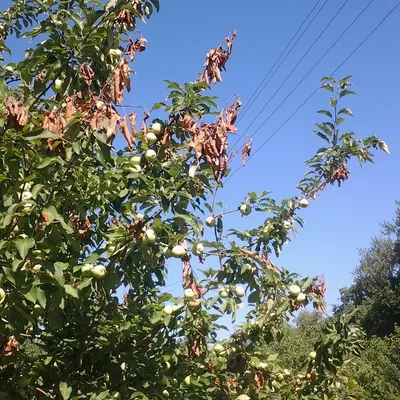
{"left": 3, "top": 0, "right": 400, "bottom": 331}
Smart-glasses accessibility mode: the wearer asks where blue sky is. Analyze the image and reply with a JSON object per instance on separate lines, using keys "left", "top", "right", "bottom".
{"left": 3, "top": 0, "right": 400, "bottom": 331}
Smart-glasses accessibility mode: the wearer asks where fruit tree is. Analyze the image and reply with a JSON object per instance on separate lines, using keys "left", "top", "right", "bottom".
{"left": 0, "top": 1, "right": 389, "bottom": 399}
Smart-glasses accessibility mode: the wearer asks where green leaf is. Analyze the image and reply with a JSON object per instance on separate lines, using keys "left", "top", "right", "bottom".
{"left": 36, "top": 287, "right": 47, "bottom": 309}
{"left": 59, "top": 382, "right": 72, "bottom": 400}
{"left": 2, "top": 267, "right": 16, "bottom": 284}
{"left": 339, "top": 89, "right": 356, "bottom": 98}
{"left": 151, "top": 102, "right": 167, "bottom": 111}
{"left": 317, "top": 110, "right": 333, "bottom": 118}
{"left": 301, "top": 276, "right": 313, "bottom": 291}
{"left": 25, "top": 130, "right": 61, "bottom": 140}
{"left": 15, "top": 237, "right": 35, "bottom": 259}
{"left": 42, "top": 206, "right": 74, "bottom": 234}
{"left": 338, "top": 108, "right": 353, "bottom": 116}
{"left": 94, "top": 391, "right": 110, "bottom": 400}
{"left": 150, "top": 0, "right": 160, "bottom": 11}
{"left": 335, "top": 117, "right": 345, "bottom": 125}
{"left": 37, "top": 157, "right": 62, "bottom": 169}
{"left": 313, "top": 131, "right": 330, "bottom": 143}
{"left": 22, "top": 285, "right": 37, "bottom": 304}
{"left": 320, "top": 83, "right": 334, "bottom": 92}
{"left": 248, "top": 291, "right": 260, "bottom": 304}
{"left": 379, "top": 140, "right": 390, "bottom": 154}
{"left": 321, "top": 76, "right": 335, "bottom": 83}
{"left": 151, "top": 312, "right": 162, "bottom": 324}
{"left": 64, "top": 285, "right": 79, "bottom": 299}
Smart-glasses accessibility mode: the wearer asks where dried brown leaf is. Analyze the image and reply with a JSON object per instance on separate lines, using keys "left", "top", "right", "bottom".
{"left": 242, "top": 139, "right": 252, "bottom": 166}
{"left": 80, "top": 63, "right": 95, "bottom": 85}
{"left": 4, "top": 96, "right": 29, "bottom": 130}
{"left": 113, "top": 66, "right": 123, "bottom": 104}
{"left": 126, "top": 37, "right": 147, "bottom": 61}
{"left": 141, "top": 110, "right": 150, "bottom": 143}
{"left": 199, "top": 32, "right": 236, "bottom": 85}
{"left": 2, "top": 335, "right": 19, "bottom": 357}
{"left": 65, "top": 97, "right": 77, "bottom": 122}
{"left": 225, "top": 99, "right": 242, "bottom": 131}
{"left": 120, "top": 59, "right": 131, "bottom": 93}
{"left": 42, "top": 109, "right": 66, "bottom": 134}
{"left": 119, "top": 116, "right": 132, "bottom": 149}
{"left": 128, "top": 113, "right": 137, "bottom": 142}
{"left": 107, "top": 108, "right": 120, "bottom": 139}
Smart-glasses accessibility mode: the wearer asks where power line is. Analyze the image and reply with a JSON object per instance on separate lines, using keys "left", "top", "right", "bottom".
{"left": 232, "top": 0, "right": 350, "bottom": 152}
{"left": 225, "top": 0, "right": 400, "bottom": 183}
{"left": 237, "top": 0, "right": 375, "bottom": 146}
{"left": 237, "top": 0, "right": 326, "bottom": 123}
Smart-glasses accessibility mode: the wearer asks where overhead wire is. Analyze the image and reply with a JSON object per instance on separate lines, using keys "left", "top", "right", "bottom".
{"left": 230, "top": 0, "right": 350, "bottom": 153}
{"left": 224, "top": 0, "right": 400, "bottom": 184}
{"left": 237, "top": 0, "right": 326, "bottom": 123}
{"left": 236, "top": 0, "right": 375, "bottom": 148}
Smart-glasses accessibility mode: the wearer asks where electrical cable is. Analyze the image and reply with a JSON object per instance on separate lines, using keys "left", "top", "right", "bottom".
{"left": 230, "top": 0, "right": 350, "bottom": 152}
{"left": 224, "top": 0, "right": 400, "bottom": 184}
{"left": 237, "top": 0, "right": 326, "bottom": 122}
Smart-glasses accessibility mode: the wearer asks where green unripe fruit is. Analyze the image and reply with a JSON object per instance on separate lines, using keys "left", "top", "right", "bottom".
{"left": 152, "top": 122, "right": 163, "bottom": 135}
{"left": 299, "top": 198, "right": 309, "bottom": 208}
{"left": 296, "top": 292, "right": 306, "bottom": 303}
{"left": 130, "top": 155, "right": 142, "bottom": 165}
{"left": 171, "top": 245, "right": 186, "bottom": 258}
{"left": 163, "top": 305, "right": 173, "bottom": 315}
{"left": 0, "top": 288, "right": 6, "bottom": 304}
{"left": 143, "top": 229, "right": 156, "bottom": 244}
{"left": 188, "top": 299, "right": 201, "bottom": 311}
{"left": 147, "top": 132, "right": 158, "bottom": 144}
{"left": 184, "top": 289, "right": 195, "bottom": 299}
{"left": 205, "top": 216, "right": 216, "bottom": 227}
{"left": 235, "top": 286, "right": 245, "bottom": 297}
{"left": 54, "top": 79, "right": 63, "bottom": 93}
{"left": 91, "top": 265, "right": 107, "bottom": 279}
{"left": 192, "top": 243, "right": 204, "bottom": 256}
{"left": 239, "top": 204, "right": 252, "bottom": 216}
{"left": 145, "top": 149, "right": 157, "bottom": 161}
{"left": 288, "top": 285, "right": 301, "bottom": 297}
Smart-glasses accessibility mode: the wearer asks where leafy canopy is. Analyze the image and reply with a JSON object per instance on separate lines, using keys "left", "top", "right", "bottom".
{"left": 0, "top": 1, "right": 389, "bottom": 399}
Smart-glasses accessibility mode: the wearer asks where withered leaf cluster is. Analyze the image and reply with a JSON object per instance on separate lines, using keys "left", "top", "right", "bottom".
{"left": 103, "top": 59, "right": 131, "bottom": 104}
{"left": 307, "top": 276, "right": 327, "bottom": 315}
{"left": 42, "top": 91, "right": 145, "bottom": 150}
{"left": 1, "top": 335, "right": 19, "bottom": 357}
{"left": 242, "top": 139, "right": 252, "bottom": 166}
{"left": 125, "top": 37, "right": 147, "bottom": 61}
{"left": 80, "top": 63, "right": 95, "bottom": 85}
{"left": 200, "top": 31, "right": 236, "bottom": 84}
{"left": 116, "top": 0, "right": 143, "bottom": 28}
{"left": 71, "top": 215, "right": 92, "bottom": 241}
{"left": 186, "top": 99, "right": 242, "bottom": 182}
{"left": 4, "top": 96, "right": 28, "bottom": 131}
{"left": 182, "top": 252, "right": 203, "bottom": 299}
{"left": 326, "top": 164, "right": 350, "bottom": 187}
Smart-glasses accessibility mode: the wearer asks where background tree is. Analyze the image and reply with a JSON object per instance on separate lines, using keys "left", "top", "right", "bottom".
{"left": 336, "top": 201, "right": 400, "bottom": 337}
{"left": 260, "top": 310, "right": 400, "bottom": 400}
{"left": 0, "top": 1, "right": 389, "bottom": 399}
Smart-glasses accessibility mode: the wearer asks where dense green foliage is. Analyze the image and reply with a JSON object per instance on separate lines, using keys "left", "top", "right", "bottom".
{"left": 336, "top": 201, "right": 400, "bottom": 337}
{"left": 264, "top": 311, "right": 400, "bottom": 400}
{"left": 0, "top": 1, "right": 389, "bottom": 399}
